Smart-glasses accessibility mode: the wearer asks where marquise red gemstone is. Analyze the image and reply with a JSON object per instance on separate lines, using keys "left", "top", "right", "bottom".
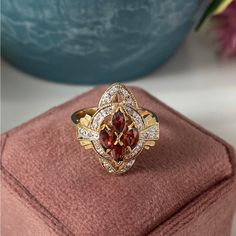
{"left": 112, "top": 110, "right": 125, "bottom": 133}
{"left": 112, "top": 144, "right": 125, "bottom": 162}
{"left": 99, "top": 128, "right": 116, "bottom": 149}
{"left": 99, "top": 110, "right": 139, "bottom": 162}
{"left": 122, "top": 127, "right": 139, "bottom": 149}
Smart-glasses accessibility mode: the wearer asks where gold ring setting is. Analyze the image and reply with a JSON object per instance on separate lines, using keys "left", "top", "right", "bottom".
{"left": 71, "top": 83, "right": 159, "bottom": 174}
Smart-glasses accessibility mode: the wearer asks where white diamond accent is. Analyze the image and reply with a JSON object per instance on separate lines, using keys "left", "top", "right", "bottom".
{"left": 140, "top": 125, "right": 159, "bottom": 140}
{"left": 123, "top": 105, "right": 145, "bottom": 159}
{"left": 90, "top": 105, "right": 113, "bottom": 130}
{"left": 100, "top": 158, "right": 136, "bottom": 174}
{"left": 90, "top": 105, "right": 115, "bottom": 158}
{"left": 99, "top": 84, "right": 137, "bottom": 107}
{"left": 120, "top": 87, "right": 136, "bottom": 107}
{"left": 92, "top": 140, "right": 110, "bottom": 158}
{"left": 126, "top": 140, "right": 145, "bottom": 159}
{"left": 120, "top": 159, "right": 136, "bottom": 173}
{"left": 100, "top": 158, "right": 115, "bottom": 173}
{"left": 125, "top": 105, "right": 144, "bottom": 130}
{"left": 77, "top": 127, "right": 99, "bottom": 140}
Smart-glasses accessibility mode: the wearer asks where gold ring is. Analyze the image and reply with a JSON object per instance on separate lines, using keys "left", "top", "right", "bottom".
{"left": 71, "top": 83, "right": 159, "bottom": 174}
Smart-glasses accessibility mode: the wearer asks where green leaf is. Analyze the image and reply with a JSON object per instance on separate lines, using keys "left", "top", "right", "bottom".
{"left": 195, "top": 0, "right": 225, "bottom": 31}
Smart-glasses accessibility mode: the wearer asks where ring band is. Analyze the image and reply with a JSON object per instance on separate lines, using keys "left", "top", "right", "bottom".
{"left": 71, "top": 83, "right": 159, "bottom": 174}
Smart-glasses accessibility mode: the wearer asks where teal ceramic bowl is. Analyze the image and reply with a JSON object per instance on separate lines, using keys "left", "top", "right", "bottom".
{"left": 2, "top": 0, "right": 206, "bottom": 84}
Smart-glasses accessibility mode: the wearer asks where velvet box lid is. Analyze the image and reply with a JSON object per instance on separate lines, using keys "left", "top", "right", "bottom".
{"left": 1, "top": 86, "right": 236, "bottom": 236}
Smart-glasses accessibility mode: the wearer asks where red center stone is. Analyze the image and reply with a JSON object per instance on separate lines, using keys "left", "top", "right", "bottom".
{"left": 112, "top": 110, "right": 125, "bottom": 133}
{"left": 99, "top": 110, "right": 139, "bottom": 162}
{"left": 99, "top": 128, "right": 116, "bottom": 149}
{"left": 122, "top": 127, "right": 139, "bottom": 149}
{"left": 111, "top": 144, "right": 125, "bottom": 162}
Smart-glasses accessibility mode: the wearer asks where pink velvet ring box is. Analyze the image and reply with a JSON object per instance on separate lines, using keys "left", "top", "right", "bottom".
{"left": 1, "top": 86, "right": 236, "bottom": 236}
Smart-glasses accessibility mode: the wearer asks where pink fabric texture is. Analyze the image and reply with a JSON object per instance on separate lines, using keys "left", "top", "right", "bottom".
{"left": 1, "top": 86, "right": 236, "bottom": 236}
{"left": 1, "top": 182, "right": 57, "bottom": 236}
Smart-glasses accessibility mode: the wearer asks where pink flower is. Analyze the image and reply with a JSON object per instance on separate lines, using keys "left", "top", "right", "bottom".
{"left": 213, "top": 0, "right": 236, "bottom": 58}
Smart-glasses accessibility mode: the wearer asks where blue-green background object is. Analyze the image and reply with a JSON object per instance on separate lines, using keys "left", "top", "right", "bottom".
{"left": 1, "top": 0, "right": 206, "bottom": 84}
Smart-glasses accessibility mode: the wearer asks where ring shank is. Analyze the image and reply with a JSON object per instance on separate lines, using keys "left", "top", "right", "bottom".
{"left": 71, "top": 107, "right": 97, "bottom": 124}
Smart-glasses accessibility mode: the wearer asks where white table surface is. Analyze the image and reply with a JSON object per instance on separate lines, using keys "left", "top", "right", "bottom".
{"left": 1, "top": 33, "right": 236, "bottom": 235}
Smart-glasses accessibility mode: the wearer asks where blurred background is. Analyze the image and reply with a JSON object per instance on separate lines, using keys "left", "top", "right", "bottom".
{"left": 1, "top": 0, "right": 236, "bottom": 234}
